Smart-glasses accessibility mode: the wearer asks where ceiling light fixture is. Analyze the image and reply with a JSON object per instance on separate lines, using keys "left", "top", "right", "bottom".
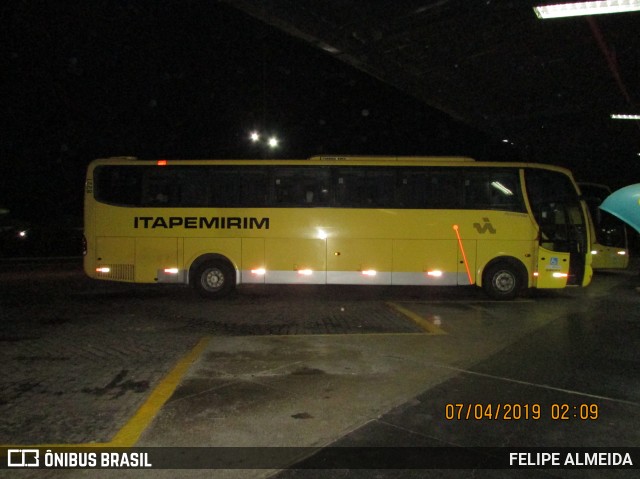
{"left": 534, "top": 0, "right": 640, "bottom": 19}
{"left": 610, "top": 114, "right": 640, "bottom": 120}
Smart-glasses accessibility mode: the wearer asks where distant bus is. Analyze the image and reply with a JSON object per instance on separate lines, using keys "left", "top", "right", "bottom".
{"left": 579, "top": 182, "right": 629, "bottom": 269}
{"left": 83, "top": 156, "right": 592, "bottom": 300}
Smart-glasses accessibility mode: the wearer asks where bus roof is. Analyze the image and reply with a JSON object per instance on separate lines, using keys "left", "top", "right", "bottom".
{"left": 307, "top": 155, "right": 475, "bottom": 162}
{"left": 88, "top": 155, "right": 574, "bottom": 175}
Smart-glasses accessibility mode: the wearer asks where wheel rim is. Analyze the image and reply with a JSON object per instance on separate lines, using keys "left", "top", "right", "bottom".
{"left": 493, "top": 270, "right": 515, "bottom": 293}
{"left": 201, "top": 267, "right": 224, "bottom": 291}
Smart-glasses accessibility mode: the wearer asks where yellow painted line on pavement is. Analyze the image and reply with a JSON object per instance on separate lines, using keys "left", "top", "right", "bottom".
{"left": 386, "top": 302, "right": 447, "bottom": 335}
{"left": 110, "top": 336, "right": 210, "bottom": 447}
{"left": 1, "top": 336, "right": 210, "bottom": 449}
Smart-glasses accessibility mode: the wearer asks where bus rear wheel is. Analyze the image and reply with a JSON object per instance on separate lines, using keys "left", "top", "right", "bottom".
{"left": 482, "top": 262, "right": 522, "bottom": 300}
{"left": 192, "top": 260, "right": 235, "bottom": 299}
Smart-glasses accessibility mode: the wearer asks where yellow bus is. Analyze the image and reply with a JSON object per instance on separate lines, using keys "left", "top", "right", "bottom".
{"left": 579, "top": 183, "right": 629, "bottom": 269}
{"left": 83, "top": 156, "right": 592, "bottom": 300}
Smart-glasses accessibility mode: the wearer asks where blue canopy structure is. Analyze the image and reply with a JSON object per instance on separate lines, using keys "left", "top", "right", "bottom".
{"left": 600, "top": 184, "right": 640, "bottom": 233}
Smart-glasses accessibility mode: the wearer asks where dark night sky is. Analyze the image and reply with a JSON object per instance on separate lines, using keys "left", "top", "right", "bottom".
{"left": 1, "top": 0, "right": 512, "bottom": 223}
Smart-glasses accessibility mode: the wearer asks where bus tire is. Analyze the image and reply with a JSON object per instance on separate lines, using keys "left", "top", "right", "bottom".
{"left": 482, "top": 261, "right": 522, "bottom": 300}
{"left": 192, "top": 259, "right": 235, "bottom": 299}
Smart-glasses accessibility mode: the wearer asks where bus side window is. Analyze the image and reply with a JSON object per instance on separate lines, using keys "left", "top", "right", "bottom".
{"left": 242, "top": 169, "right": 268, "bottom": 207}
{"left": 427, "top": 172, "right": 461, "bottom": 208}
{"left": 208, "top": 167, "right": 267, "bottom": 207}
{"left": 397, "top": 170, "right": 426, "bottom": 208}
{"left": 139, "top": 167, "right": 210, "bottom": 207}
{"left": 599, "top": 213, "right": 625, "bottom": 247}
{"left": 273, "top": 168, "right": 305, "bottom": 206}
{"left": 463, "top": 174, "right": 491, "bottom": 209}
{"left": 462, "top": 170, "right": 524, "bottom": 212}
{"left": 142, "top": 170, "right": 172, "bottom": 206}
{"left": 271, "top": 167, "right": 329, "bottom": 207}
{"left": 179, "top": 169, "right": 209, "bottom": 206}
{"left": 210, "top": 170, "right": 240, "bottom": 207}
{"left": 94, "top": 166, "right": 143, "bottom": 206}
{"left": 335, "top": 167, "right": 394, "bottom": 208}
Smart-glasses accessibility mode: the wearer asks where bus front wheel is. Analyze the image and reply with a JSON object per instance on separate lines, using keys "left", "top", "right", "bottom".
{"left": 192, "top": 260, "right": 235, "bottom": 299}
{"left": 482, "top": 262, "right": 522, "bottom": 300}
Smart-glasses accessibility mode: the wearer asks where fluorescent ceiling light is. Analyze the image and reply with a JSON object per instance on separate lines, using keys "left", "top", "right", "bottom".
{"left": 534, "top": 1, "right": 640, "bottom": 19}
{"left": 611, "top": 114, "right": 640, "bottom": 120}
{"left": 491, "top": 181, "right": 514, "bottom": 196}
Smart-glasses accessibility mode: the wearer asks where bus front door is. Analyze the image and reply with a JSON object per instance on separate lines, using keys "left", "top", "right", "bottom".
{"left": 534, "top": 202, "right": 588, "bottom": 288}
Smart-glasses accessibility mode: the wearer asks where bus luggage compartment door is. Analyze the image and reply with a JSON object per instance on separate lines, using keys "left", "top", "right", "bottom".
{"left": 392, "top": 239, "right": 459, "bottom": 286}
{"left": 265, "top": 238, "right": 326, "bottom": 284}
{"left": 327, "top": 238, "right": 392, "bottom": 285}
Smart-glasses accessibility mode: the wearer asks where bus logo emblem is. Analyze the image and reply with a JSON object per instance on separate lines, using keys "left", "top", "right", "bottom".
{"left": 473, "top": 218, "right": 496, "bottom": 234}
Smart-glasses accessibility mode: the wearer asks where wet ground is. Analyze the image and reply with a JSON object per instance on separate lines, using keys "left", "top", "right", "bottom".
{"left": 1, "top": 259, "right": 639, "bottom": 477}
